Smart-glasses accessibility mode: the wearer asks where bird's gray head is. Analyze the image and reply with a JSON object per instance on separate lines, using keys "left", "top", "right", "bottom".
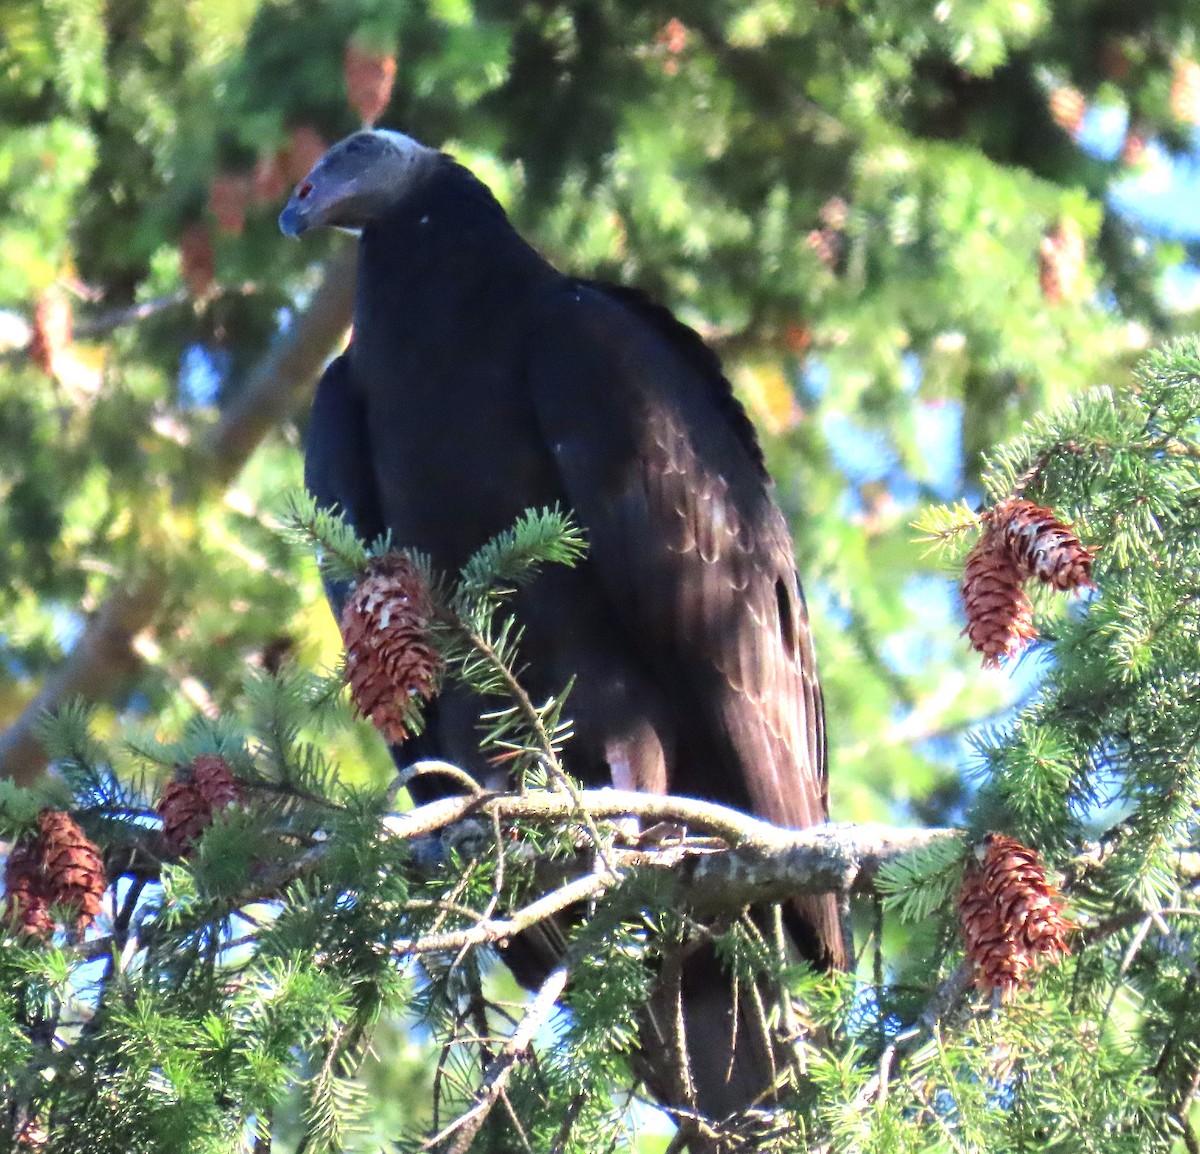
{"left": 278, "top": 129, "right": 438, "bottom": 237}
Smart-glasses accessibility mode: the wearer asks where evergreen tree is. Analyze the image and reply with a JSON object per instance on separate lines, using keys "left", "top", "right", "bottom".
{"left": 4, "top": 1, "right": 1200, "bottom": 1149}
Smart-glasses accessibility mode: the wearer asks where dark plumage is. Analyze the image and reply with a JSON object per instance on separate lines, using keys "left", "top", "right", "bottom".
{"left": 281, "top": 129, "right": 842, "bottom": 1125}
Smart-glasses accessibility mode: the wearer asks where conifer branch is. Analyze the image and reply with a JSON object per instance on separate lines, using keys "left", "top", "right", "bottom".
{"left": 431, "top": 962, "right": 571, "bottom": 1154}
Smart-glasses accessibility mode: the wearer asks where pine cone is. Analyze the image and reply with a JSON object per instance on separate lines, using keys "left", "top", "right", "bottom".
{"left": 209, "top": 172, "right": 251, "bottom": 235}
{"left": 157, "top": 755, "right": 241, "bottom": 856}
{"left": 819, "top": 196, "right": 849, "bottom": 231}
{"left": 655, "top": 17, "right": 688, "bottom": 55}
{"left": 806, "top": 227, "right": 840, "bottom": 270}
{"left": 960, "top": 834, "right": 1072, "bottom": 1000}
{"left": 344, "top": 43, "right": 397, "bottom": 126}
{"left": 988, "top": 498, "right": 1095, "bottom": 591}
{"left": 1038, "top": 219, "right": 1086, "bottom": 305}
{"left": 4, "top": 838, "right": 53, "bottom": 938}
{"left": 28, "top": 292, "right": 72, "bottom": 377}
{"left": 341, "top": 554, "right": 440, "bottom": 743}
{"left": 284, "top": 126, "right": 328, "bottom": 184}
{"left": 1120, "top": 123, "right": 1148, "bottom": 168}
{"left": 783, "top": 322, "right": 811, "bottom": 354}
{"left": 179, "top": 225, "right": 216, "bottom": 299}
{"left": 1048, "top": 86, "right": 1085, "bottom": 136}
{"left": 37, "top": 809, "right": 106, "bottom": 931}
{"left": 192, "top": 753, "right": 241, "bottom": 812}
{"left": 1171, "top": 59, "right": 1200, "bottom": 125}
{"left": 14, "top": 1116, "right": 48, "bottom": 1150}
{"left": 252, "top": 150, "right": 290, "bottom": 203}
{"left": 961, "top": 529, "right": 1037, "bottom": 667}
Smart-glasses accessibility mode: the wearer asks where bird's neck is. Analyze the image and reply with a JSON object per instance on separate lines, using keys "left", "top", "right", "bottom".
{"left": 353, "top": 163, "right": 554, "bottom": 334}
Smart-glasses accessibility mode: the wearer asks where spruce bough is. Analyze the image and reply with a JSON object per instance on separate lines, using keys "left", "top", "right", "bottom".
{"left": 6, "top": 341, "right": 1200, "bottom": 1150}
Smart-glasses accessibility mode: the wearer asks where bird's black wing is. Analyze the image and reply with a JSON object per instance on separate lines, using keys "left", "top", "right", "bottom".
{"left": 304, "top": 352, "right": 386, "bottom": 617}
{"left": 525, "top": 282, "right": 841, "bottom": 968}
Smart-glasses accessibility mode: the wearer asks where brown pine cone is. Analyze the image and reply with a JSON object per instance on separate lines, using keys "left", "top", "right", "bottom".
{"left": 252, "top": 150, "right": 290, "bottom": 203}
{"left": 37, "top": 809, "right": 106, "bottom": 931}
{"left": 191, "top": 753, "right": 241, "bottom": 812}
{"left": 4, "top": 837, "right": 54, "bottom": 938}
{"left": 157, "top": 778, "right": 212, "bottom": 856}
{"left": 988, "top": 498, "right": 1095, "bottom": 591}
{"left": 1038, "top": 219, "right": 1086, "bottom": 305}
{"left": 179, "top": 225, "right": 216, "bottom": 300}
{"left": 344, "top": 42, "right": 397, "bottom": 126}
{"left": 208, "top": 172, "right": 251, "bottom": 235}
{"left": 14, "top": 1115, "right": 48, "bottom": 1149}
{"left": 655, "top": 17, "right": 688, "bottom": 55}
{"left": 284, "top": 126, "right": 329, "bottom": 184}
{"left": 341, "top": 554, "right": 440, "bottom": 743}
{"left": 1048, "top": 86, "right": 1086, "bottom": 136}
{"left": 961, "top": 528, "right": 1037, "bottom": 667}
{"left": 959, "top": 867, "right": 1032, "bottom": 1000}
{"left": 28, "top": 293, "right": 73, "bottom": 377}
{"left": 806, "top": 227, "right": 840, "bottom": 270}
{"left": 960, "top": 834, "right": 1072, "bottom": 1000}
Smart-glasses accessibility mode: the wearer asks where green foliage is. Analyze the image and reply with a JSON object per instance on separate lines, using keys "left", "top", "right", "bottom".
{"left": 877, "top": 834, "right": 967, "bottom": 924}
{"left": 277, "top": 489, "right": 374, "bottom": 585}
{"left": 456, "top": 505, "right": 586, "bottom": 599}
{"left": 7, "top": 0, "right": 1200, "bottom": 1148}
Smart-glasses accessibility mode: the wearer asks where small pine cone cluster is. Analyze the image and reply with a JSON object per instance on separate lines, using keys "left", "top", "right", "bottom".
{"left": 1048, "top": 85, "right": 1086, "bottom": 136}
{"left": 209, "top": 172, "right": 251, "bottom": 235}
{"left": 4, "top": 840, "right": 55, "bottom": 938}
{"left": 252, "top": 150, "right": 290, "bottom": 203}
{"left": 959, "top": 833, "right": 1072, "bottom": 1000}
{"left": 992, "top": 497, "right": 1096, "bottom": 590}
{"left": 961, "top": 530, "right": 1036, "bottom": 668}
{"left": 1038, "top": 218, "right": 1086, "bottom": 304}
{"left": 340, "top": 554, "right": 440, "bottom": 743}
{"left": 28, "top": 292, "right": 73, "bottom": 377}
{"left": 4, "top": 810, "right": 107, "bottom": 937}
{"left": 157, "top": 753, "right": 242, "bottom": 856}
{"left": 344, "top": 42, "right": 397, "bottom": 126}
{"left": 961, "top": 498, "right": 1094, "bottom": 667}
{"left": 1120, "top": 121, "right": 1149, "bottom": 168}
{"left": 284, "top": 125, "right": 329, "bottom": 184}
{"left": 1171, "top": 59, "right": 1200, "bottom": 125}
{"left": 179, "top": 224, "right": 216, "bottom": 299}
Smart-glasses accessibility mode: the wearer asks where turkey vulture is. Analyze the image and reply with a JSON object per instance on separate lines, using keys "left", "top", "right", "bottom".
{"left": 280, "top": 129, "right": 842, "bottom": 1123}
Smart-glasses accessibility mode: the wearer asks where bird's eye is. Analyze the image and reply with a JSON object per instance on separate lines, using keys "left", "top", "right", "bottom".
{"left": 297, "top": 182, "right": 313, "bottom": 200}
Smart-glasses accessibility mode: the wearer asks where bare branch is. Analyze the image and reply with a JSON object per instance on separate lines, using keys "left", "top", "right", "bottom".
{"left": 394, "top": 870, "right": 612, "bottom": 956}
{"left": 384, "top": 787, "right": 956, "bottom": 899}
{"left": 0, "top": 245, "right": 357, "bottom": 784}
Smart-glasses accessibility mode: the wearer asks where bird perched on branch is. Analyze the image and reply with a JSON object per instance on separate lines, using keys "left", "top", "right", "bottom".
{"left": 280, "top": 128, "right": 842, "bottom": 1129}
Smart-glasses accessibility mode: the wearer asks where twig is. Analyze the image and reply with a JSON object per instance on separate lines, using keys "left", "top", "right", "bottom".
{"left": 438, "top": 604, "right": 620, "bottom": 879}
{"left": 397, "top": 759, "right": 484, "bottom": 798}
{"left": 546, "top": 1091, "right": 588, "bottom": 1154}
{"left": 852, "top": 960, "right": 974, "bottom": 1111}
{"left": 428, "top": 963, "right": 570, "bottom": 1154}
{"left": 394, "top": 871, "right": 611, "bottom": 956}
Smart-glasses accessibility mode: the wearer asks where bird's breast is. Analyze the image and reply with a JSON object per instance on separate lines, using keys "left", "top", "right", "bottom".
{"left": 350, "top": 322, "right": 564, "bottom": 570}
